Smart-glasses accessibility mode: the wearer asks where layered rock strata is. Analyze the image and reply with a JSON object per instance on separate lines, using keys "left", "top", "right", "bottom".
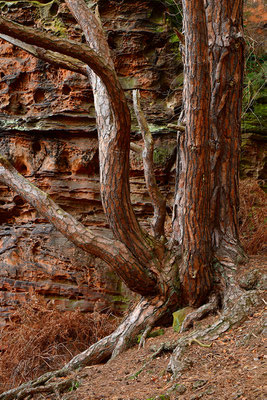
{"left": 0, "top": 0, "right": 181, "bottom": 324}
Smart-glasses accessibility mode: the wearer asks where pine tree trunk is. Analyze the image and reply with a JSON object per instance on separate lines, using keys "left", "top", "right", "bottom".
{"left": 205, "top": 0, "right": 245, "bottom": 264}
{"left": 172, "top": 0, "right": 213, "bottom": 306}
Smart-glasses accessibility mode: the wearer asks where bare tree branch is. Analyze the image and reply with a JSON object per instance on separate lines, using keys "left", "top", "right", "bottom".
{"left": 0, "top": 156, "right": 157, "bottom": 295}
{"left": 0, "top": 34, "right": 88, "bottom": 76}
{"left": 0, "top": 15, "right": 125, "bottom": 113}
{"left": 133, "top": 90, "right": 166, "bottom": 238}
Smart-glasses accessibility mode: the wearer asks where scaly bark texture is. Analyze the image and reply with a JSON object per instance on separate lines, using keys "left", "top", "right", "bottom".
{"left": 65, "top": 0, "right": 160, "bottom": 271}
{"left": 172, "top": 0, "right": 212, "bottom": 306}
{"left": 205, "top": 0, "right": 245, "bottom": 264}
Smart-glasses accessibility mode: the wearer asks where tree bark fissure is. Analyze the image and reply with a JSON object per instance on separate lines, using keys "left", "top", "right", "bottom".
{"left": 173, "top": 0, "right": 213, "bottom": 306}
{"left": 205, "top": 0, "right": 245, "bottom": 263}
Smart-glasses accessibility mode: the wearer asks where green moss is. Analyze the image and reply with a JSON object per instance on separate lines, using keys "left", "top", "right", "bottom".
{"left": 0, "top": 0, "right": 54, "bottom": 8}
{"left": 119, "top": 76, "right": 138, "bottom": 90}
{"left": 172, "top": 306, "right": 192, "bottom": 333}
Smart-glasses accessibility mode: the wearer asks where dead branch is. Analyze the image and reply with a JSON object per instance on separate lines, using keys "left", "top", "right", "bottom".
{"left": 133, "top": 89, "right": 166, "bottom": 238}
{"left": 167, "top": 123, "right": 185, "bottom": 131}
{"left": 0, "top": 34, "right": 87, "bottom": 76}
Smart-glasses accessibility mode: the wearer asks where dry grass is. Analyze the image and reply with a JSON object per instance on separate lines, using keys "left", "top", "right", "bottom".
{"left": 239, "top": 178, "right": 267, "bottom": 254}
{"left": 0, "top": 295, "right": 116, "bottom": 391}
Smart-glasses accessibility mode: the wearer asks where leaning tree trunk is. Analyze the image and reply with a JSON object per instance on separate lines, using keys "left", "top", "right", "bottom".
{"left": 172, "top": 0, "right": 213, "bottom": 307}
{"left": 205, "top": 0, "right": 245, "bottom": 264}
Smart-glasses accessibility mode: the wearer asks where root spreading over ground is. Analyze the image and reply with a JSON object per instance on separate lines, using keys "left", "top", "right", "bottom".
{"left": 0, "top": 256, "right": 266, "bottom": 400}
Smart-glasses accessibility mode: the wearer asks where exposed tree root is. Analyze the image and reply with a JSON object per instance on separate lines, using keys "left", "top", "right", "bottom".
{"left": 138, "top": 325, "right": 152, "bottom": 349}
{"left": 168, "top": 288, "right": 261, "bottom": 376}
{"left": 0, "top": 267, "right": 262, "bottom": 399}
{"left": 0, "top": 298, "right": 170, "bottom": 400}
{"left": 180, "top": 293, "right": 218, "bottom": 332}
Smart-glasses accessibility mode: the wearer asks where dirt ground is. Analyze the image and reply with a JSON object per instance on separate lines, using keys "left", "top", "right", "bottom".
{"left": 52, "top": 256, "right": 266, "bottom": 400}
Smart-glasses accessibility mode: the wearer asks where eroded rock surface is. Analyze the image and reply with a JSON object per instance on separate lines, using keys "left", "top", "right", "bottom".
{"left": 0, "top": 0, "right": 181, "bottom": 323}
{"left": 0, "top": 0, "right": 265, "bottom": 323}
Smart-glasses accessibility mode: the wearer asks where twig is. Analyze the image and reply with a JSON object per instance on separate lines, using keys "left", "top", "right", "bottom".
{"left": 167, "top": 123, "right": 185, "bottom": 131}
{"left": 130, "top": 143, "right": 143, "bottom": 154}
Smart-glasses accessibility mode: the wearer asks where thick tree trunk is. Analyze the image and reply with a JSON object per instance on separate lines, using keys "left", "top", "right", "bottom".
{"left": 205, "top": 0, "right": 245, "bottom": 264}
{"left": 172, "top": 0, "right": 212, "bottom": 306}
{"left": 0, "top": 1, "right": 177, "bottom": 299}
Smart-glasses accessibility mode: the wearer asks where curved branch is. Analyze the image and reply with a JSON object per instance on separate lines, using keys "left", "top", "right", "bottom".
{"left": 0, "top": 156, "right": 157, "bottom": 295}
{"left": 65, "top": 0, "right": 159, "bottom": 268}
{"left": 0, "top": 34, "right": 88, "bottom": 76}
{"left": 133, "top": 90, "right": 166, "bottom": 238}
{"left": 130, "top": 142, "right": 143, "bottom": 154}
{"left": 0, "top": 16, "right": 123, "bottom": 113}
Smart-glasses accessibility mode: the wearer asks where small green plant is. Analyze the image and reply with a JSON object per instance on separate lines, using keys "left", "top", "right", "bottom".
{"left": 68, "top": 380, "right": 80, "bottom": 392}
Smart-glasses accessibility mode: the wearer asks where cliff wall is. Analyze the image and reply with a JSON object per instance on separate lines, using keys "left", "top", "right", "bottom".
{"left": 0, "top": 0, "right": 181, "bottom": 324}
{"left": 0, "top": 0, "right": 265, "bottom": 324}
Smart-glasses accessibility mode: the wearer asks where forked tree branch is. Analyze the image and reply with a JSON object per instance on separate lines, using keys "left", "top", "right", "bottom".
{"left": 133, "top": 90, "right": 166, "bottom": 238}
{"left": 0, "top": 156, "right": 157, "bottom": 295}
{"left": 0, "top": 34, "right": 88, "bottom": 76}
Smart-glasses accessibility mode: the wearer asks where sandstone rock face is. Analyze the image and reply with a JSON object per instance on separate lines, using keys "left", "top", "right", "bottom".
{"left": 241, "top": 0, "right": 267, "bottom": 185}
{"left": 0, "top": 0, "right": 181, "bottom": 324}
{"left": 0, "top": 0, "right": 265, "bottom": 324}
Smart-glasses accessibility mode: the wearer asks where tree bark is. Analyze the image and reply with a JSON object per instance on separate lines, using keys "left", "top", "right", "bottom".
{"left": 172, "top": 0, "right": 212, "bottom": 306}
{"left": 65, "top": 1, "right": 162, "bottom": 271}
{"left": 205, "top": 0, "right": 245, "bottom": 264}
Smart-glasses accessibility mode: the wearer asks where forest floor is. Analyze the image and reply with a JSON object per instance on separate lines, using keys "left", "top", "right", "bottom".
{"left": 44, "top": 255, "right": 266, "bottom": 400}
